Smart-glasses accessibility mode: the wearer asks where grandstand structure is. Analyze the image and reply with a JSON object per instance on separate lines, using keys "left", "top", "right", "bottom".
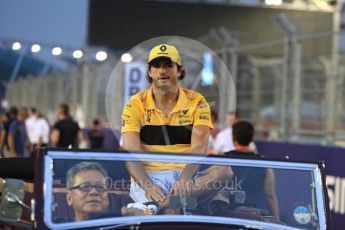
{"left": 1, "top": 0, "right": 345, "bottom": 144}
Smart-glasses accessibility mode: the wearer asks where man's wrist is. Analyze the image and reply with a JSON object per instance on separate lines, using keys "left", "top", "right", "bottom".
{"left": 178, "top": 175, "right": 193, "bottom": 181}
{"left": 139, "top": 178, "right": 154, "bottom": 191}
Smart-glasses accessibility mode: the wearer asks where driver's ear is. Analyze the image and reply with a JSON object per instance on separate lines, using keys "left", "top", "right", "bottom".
{"left": 176, "top": 67, "right": 182, "bottom": 80}
{"left": 66, "top": 191, "right": 73, "bottom": 206}
{"left": 177, "top": 69, "right": 181, "bottom": 79}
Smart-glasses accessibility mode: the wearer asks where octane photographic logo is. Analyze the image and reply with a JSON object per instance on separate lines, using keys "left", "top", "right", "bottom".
{"left": 105, "top": 36, "right": 236, "bottom": 148}
{"left": 103, "top": 176, "right": 244, "bottom": 192}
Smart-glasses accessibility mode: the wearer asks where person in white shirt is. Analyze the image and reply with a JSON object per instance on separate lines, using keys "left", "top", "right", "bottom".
{"left": 213, "top": 112, "right": 256, "bottom": 154}
{"left": 36, "top": 112, "right": 50, "bottom": 146}
{"left": 25, "top": 108, "right": 37, "bottom": 147}
{"left": 25, "top": 108, "right": 50, "bottom": 156}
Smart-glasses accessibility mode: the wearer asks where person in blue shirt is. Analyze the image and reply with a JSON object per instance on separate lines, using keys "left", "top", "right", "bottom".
{"left": 8, "top": 108, "right": 28, "bottom": 157}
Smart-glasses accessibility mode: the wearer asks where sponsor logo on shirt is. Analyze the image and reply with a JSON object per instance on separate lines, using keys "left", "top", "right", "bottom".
{"left": 146, "top": 110, "right": 154, "bottom": 123}
{"left": 179, "top": 119, "right": 192, "bottom": 124}
{"left": 199, "top": 116, "right": 210, "bottom": 120}
{"left": 197, "top": 101, "right": 208, "bottom": 109}
{"left": 181, "top": 109, "right": 189, "bottom": 115}
{"left": 125, "top": 104, "right": 133, "bottom": 110}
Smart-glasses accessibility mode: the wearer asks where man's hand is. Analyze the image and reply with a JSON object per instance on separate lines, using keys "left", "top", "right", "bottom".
{"left": 144, "top": 183, "right": 166, "bottom": 202}
{"left": 170, "top": 178, "right": 194, "bottom": 197}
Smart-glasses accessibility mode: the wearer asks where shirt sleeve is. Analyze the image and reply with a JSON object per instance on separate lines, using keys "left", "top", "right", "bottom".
{"left": 8, "top": 121, "right": 17, "bottom": 136}
{"left": 121, "top": 98, "right": 142, "bottom": 133}
{"left": 193, "top": 97, "right": 214, "bottom": 128}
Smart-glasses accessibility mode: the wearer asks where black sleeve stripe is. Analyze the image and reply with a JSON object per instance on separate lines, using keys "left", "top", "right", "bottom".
{"left": 140, "top": 125, "right": 193, "bottom": 145}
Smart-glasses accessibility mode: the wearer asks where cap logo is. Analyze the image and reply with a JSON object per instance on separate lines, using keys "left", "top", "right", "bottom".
{"left": 159, "top": 45, "right": 167, "bottom": 52}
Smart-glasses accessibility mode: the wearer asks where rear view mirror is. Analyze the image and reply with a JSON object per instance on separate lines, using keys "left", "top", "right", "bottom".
{"left": 0, "top": 178, "right": 25, "bottom": 222}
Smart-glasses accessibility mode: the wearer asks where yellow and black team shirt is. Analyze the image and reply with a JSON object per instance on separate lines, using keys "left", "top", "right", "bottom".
{"left": 121, "top": 86, "right": 213, "bottom": 173}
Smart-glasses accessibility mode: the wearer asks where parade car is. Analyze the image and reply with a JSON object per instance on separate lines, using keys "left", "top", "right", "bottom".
{"left": 0, "top": 149, "right": 331, "bottom": 229}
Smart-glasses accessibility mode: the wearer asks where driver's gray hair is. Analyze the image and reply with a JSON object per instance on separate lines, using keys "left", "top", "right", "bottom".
{"left": 66, "top": 162, "right": 108, "bottom": 189}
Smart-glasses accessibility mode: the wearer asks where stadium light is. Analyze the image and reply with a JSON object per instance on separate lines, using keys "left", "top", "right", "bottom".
{"left": 12, "top": 42, "right": 21, "bottom": 51}
{"left": 121, "top": 53, "right": 133, "bottom": 63}
{"left": 31, "top": 44, "right": 41, "bottom": 53}
{"left": 73, "top": 50, "right": 83, "bottom": 59}
{"left": 52, "top": 47, "right": 62, "bottom": 56}
{"left": 95, "top": 51, "right": 107, "bottom": 61}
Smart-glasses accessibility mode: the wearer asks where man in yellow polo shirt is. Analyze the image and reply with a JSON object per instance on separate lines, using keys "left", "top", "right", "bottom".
{"left": 121, "top": 44, "right": 232, "bottom": 214}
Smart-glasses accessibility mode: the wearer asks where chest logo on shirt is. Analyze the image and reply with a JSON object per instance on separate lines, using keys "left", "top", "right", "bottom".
{"left": 179, "top": 109, "right": 190, "bottom": 118}
{"left": 197, "top": 101, "right": 208, "bottom": 109}
{"left": 181, "top": 109, "right": 189, "bottom": 115}
{"left": 146, "top": 110, "right": 154, "bottom": 123}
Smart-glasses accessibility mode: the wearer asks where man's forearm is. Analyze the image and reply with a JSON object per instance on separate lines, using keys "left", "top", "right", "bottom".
{"left": 190, "top": 126, "right": 210, "bottom": 154}
{"left": 50, "top": 129, "right": 59, "bottom": 147}
{"left": 179, "top": 164, "right": 200, "bottom": 180}
{"left": 267, "top": 195, "right": 280, "bottom": 220}
{"left": 126, "top": 162, "right": 153, "bottom": 189}
{"left": 0, "top": 131, "right": 5, "bottom": 148}
{"left": 7, "top": 136, "right": 16, "bottom": 157}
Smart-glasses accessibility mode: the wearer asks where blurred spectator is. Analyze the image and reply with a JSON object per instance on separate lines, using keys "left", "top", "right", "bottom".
{"left": 21, "top": 107, "right": 29, "bottom": 120}
{"left": 36, "top": 111, "right": 50, "bottom": 146}
{"left": 88, "top": 119, "right": 104, "bottom": 149}
{"left": 213, "top": 111, "right": 238, "bottom": 154}
{"left": 51, "top": 104, "right": 82, "bottom": 148}
{"left": 26, "top": 108, "right": 50, "bottom": 156}
{"left": 213, "top": 112, "right": 256, "bottom": 154}
{"left": 207, "top": 110, "right": 221, "bottom": 154}
{"left": 8, "top": 108, "right": 28, "bottom": 157}
{"left": 0, "top": 111, "right": 9, "bottom": 157}
{"left": 26, "top": 107, "right": 37, "bottom": 155}
{"left": 210, "top": 110, "right": 221, "bottom": 139}
{"left": 1, "top": 107, "right": 18, "bottom": 157}
{"left": 25, "top": 108, "right": 50, "bottom": 157}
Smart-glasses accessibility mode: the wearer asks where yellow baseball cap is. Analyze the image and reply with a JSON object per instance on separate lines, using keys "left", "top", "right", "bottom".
{"left": 148, "top": 44, "right": 182, "bottom": 66}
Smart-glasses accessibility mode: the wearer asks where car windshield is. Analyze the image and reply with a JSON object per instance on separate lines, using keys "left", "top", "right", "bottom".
{"left": 43, "top": 150, "right": 327, "bottom": 230}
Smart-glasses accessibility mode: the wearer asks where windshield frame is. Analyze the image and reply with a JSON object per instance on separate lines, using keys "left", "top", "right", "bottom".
{"left": 42, "top": 150, "right": 328, "bottom": 230}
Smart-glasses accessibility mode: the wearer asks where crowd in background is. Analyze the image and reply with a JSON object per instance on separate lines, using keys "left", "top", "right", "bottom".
{"left": 0, "top": 104, "right": 105, "bottom": 158}
{"left": 0, "top": 104, "right": 256, "bottom": 158}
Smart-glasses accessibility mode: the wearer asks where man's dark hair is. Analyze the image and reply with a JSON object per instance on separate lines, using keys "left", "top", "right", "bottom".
{"left": 9, "top": 107, "right": 18, "bottom": 118}
{"left": 5, "top": 112, "right": 11, "bottom": 120}
{"left": 66, "top": 162, "right": 108, "bottom": 190}
{"left": 30, "top": 107, "right": 37, "bottom": 114}
{"left": 60, "top": 103, "right": 70, "bottom": 116}
{"left": 232, "top": 120, "right": 254, "bottom": 146}
{"left": 146, "top": 57, "right": 186, "bottom": 83}
{"left": 93, "top": 119, "right": 100, "bottom": 126}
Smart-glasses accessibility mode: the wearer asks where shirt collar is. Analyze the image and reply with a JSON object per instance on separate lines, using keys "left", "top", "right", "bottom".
{"left": 144, "top": 87, "right": 190, "bottom": 112}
